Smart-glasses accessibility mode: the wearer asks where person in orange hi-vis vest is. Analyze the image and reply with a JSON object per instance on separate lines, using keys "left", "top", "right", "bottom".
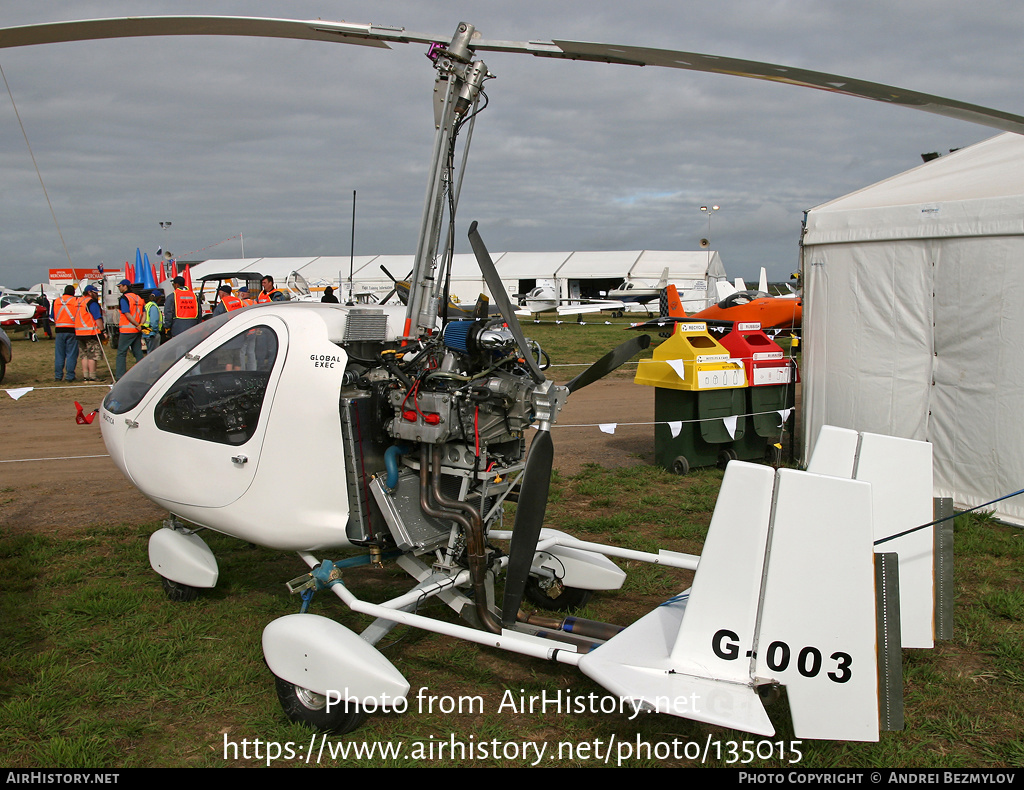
{"left": 52, "top": 284, "right": 79, "bottom": 382}
{"left": 74, "top": 285, "right": 106, "bottom": 382}
{"left": 115, "top": 279, "right": 145, "bottom": 380}
{"left": 164, "top": 275, "right": 200, "bottom": 337}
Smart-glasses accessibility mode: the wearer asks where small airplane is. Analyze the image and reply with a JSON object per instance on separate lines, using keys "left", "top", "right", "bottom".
{"left": 0, "top": 291, "right": 46, "bottom": 334}
{"left": 4, "top": 12, "right": 1013, "bottom": 741}
{"left": 606, "top": 267, "right": 670, "bottom": 312}
{"left": 514, "top": 282, "right": 625, "bottom": 318}
{"left": 629, "top": 272, "right": 802, "bottom": 336}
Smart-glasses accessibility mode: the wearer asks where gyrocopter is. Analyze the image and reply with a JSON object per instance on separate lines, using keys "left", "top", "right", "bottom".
{"left": 3, "top": 15, "right": 1018, "bottom": 742}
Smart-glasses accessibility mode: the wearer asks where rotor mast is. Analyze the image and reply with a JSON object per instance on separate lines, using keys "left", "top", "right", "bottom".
{"left": 405, "top": 22, "right": 490, "bottom": 337}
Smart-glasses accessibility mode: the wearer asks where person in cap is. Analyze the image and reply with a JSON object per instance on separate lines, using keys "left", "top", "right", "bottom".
{"left": 238, "top": 286, "right": 255, "bottom": 307}
{"left": 213, "top": 284, "right": 244, "bottom": 316}
{"left": 115, "top": 279, "right": 144, "bottom": 380}
{"left": 142, "top": 290, "right": 163, "bottom": 354}
{"left": 164, "top": 275, "right": 199, "bottom": 337}
{"left": 52, "top": 284, "right": 79, "bottom": 381}
{"left": 75, "top": 285, "right": 106, "bottom": 382}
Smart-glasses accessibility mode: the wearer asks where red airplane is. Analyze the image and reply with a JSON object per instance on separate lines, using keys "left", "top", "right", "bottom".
{"left": 630, "top": 279, "right": 801, "bottom": 334}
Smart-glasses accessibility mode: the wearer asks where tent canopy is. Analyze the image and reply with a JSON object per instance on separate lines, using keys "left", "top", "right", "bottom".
{"left": 803, "top": 132, "right": 1024, "bottom": 524}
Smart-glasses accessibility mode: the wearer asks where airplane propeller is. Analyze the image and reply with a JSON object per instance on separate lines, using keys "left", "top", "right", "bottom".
{"left": 468, "top": 221, "right": 651, "bottom": 626}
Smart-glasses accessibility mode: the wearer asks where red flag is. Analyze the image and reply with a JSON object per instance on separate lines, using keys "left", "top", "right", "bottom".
{"left": 75, "top": 401, "right": 98, "bottom": 425}
{"left": 159, "top": 260, "right": 167, "bottom": 283}
{"left": 183, "top": 264, "right": 193, "bottom": 291}
{"left": 171, "top": 260, "right": 178, "bottom": 279}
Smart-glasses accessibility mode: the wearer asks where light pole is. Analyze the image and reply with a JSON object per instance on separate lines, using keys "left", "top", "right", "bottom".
{"left": 700, "top": 204, "right": 719, "bottom": 270}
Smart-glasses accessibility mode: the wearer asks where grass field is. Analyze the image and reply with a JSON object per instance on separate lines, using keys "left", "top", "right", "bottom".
{"left": 1, "top": 322, "right": 1021, "bottom": 769}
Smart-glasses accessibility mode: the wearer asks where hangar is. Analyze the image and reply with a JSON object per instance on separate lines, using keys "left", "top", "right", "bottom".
{"left": 189, "top": 249, "right": 728, "bottom": 312}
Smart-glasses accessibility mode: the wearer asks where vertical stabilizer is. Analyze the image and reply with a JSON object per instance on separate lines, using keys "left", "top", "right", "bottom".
{"left": 855, "top": 433, "right": 935, "bottom": 648}
{"left": 754, "top": 469, "right": 879, "bottom": 741}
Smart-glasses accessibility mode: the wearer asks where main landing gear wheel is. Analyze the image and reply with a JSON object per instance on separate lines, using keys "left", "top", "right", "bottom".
{"left": 273, "top": 675, "right": 368, "bottom": 734}
{"left": 161, "top": 576, "right": 201, "bottom": 602}
{"left": 524, "top": 577, "right": 593, "bottom": 611}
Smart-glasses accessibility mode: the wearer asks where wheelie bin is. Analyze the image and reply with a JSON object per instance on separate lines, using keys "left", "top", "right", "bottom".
{"left": 634, "top": 321, "right": 747, "bottom": 474}
{"left": 717, "top": 321, "right": 798, "bottom": 466}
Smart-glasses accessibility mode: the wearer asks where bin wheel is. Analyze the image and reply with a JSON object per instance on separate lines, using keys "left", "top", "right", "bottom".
{"left": 765, "top": 444, "right": 783, "bottom": 467}
{"left": 671, "top": 456, "right": 690, "bottom": 476}
{"left": 717, "top": 449, "right": 738, "bottom": 470}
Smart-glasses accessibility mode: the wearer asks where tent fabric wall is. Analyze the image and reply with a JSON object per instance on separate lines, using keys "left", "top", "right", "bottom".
{"left": 803, "top": 133, "right": 1024, "bottom": 524}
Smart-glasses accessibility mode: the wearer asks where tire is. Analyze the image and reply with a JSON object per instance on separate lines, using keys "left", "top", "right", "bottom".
{"left": 274, "top": 674, "right": 368, "bottom": 734}
{"left": 716, "top": 449, "right": 738, "bottom": 470}
{"left": 161, "top": 576, "right": 201, "bottom": 602}
{"left": 765, "top": 444, "right": 783, "bottom": 467}
{"left": 671, "top": 455, "right": 690, "bottom": 476}
{"left": 524, "top": 577, "right": 593, "bottom": 611}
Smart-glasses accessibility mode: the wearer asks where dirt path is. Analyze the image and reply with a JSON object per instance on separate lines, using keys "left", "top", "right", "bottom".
{"left": 0, "top": 380, "right": 655, "bottom": 537}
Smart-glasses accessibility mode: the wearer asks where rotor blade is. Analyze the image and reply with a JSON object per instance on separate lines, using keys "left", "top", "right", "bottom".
{"left": 565, "top": 334, "right": 651, "bottom": 394}
{"left": 468, "top": 221, "right": 545, "bottom": 384}
{"left": 0, "top": 16, "right": 404, "bottom": 51}
{"left": 501, "top": 429, "right": 554, "bottom": 627}
{"left": 470, "top": 38, "right": 1024, "bottom": 135}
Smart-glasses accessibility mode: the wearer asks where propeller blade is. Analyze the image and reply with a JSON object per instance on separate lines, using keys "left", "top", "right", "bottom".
{"left": 565, "top": 334, "right": 651, "bottom": 394}
{"left": 468, "top": 221, "right": 545, "bottom": 384}
{"left": 501, "top": 429, "right": 554, "bottom": 626}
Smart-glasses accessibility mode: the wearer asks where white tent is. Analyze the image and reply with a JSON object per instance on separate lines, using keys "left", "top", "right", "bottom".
{"left": 802, "top": 132, "right": 1024, "bottom": 524}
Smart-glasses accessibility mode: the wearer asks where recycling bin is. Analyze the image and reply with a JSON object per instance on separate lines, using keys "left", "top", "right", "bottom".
{"left": 634, "top": 321, "right": 747, "bottom": 474}
{"left": 717, "top": 322, "right": 798, "bottom": 465}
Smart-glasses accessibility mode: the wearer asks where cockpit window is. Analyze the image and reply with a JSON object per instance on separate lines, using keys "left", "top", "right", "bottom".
{"left": 153, "top": 326, "right": 279, "bottom": 446}
{"left": 103, "top": 311, "right": 239, "bottom": 415}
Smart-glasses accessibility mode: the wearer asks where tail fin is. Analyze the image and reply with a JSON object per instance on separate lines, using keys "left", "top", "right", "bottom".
{"left": 807, "top": 427, "right": 936, "bottom": 649}
{"left": 580, "top": 444, "right": 934, "bottom": 741}
{"left": 716, "top": 280, "right": 737, "bottom": 301}
{"left": 758, "top": 267, "right": 769, "bottom": 294}
{"left": 657, "top": 266, "right": 670, "bottom": 288}
{"left": 659, "top": 284, "right": 687, "bottom": 318}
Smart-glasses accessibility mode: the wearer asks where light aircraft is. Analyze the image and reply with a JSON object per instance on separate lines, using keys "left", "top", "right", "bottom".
{"left": 0, "top": 291, "right": 45, "bottom": 333}
{"left": 606, "top": 267, "right": 671, "bottom": 313}
{"left": 4, "top": 14, "right": 1016, "bottom": 741}
{"left": 629, "top": 278, "right": 802, "bottom": 335}
{"left": 514, "top": 282, "right": 626, "bottom": 318}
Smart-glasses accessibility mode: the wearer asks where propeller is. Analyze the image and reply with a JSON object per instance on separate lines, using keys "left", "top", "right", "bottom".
{"left": 468, "top": 222, "right": 655, "bottom": 625}
{"left": 565, "top": 333, "right": 650, "bottom": 394}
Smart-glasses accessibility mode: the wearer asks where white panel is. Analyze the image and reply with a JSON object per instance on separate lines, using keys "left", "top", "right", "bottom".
{"left": 856, "top": 433, "right": 935, "bottom": 648}
{"left": 805, "top": 425, "right": 859, "bottom": 478}
{"left": 668, "top": 462, "right": 775, "bottom": 681}
{"left": 755, "top": 470, "right": 879, "bottom": 741}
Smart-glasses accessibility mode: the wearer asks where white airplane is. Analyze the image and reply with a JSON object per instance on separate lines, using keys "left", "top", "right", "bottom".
{"left": 606, "top": 267, "right": 671, "bottom": 311}
{"left": 514, "top": 283, "right": 625, "bottom": 317}
{"left": 3, "top": 13, "right": 1010, "bottom": 740}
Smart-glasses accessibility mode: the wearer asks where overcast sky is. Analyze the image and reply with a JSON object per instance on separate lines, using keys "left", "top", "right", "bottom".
{"left": 0, "top": 0, "right": 1021, "bottom": 288}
